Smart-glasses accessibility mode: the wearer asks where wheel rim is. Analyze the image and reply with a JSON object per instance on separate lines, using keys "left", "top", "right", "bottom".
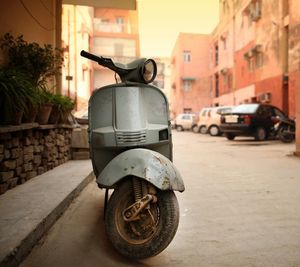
{"left": 209, "top": 126, "right": 219, "bottom": 136}
{"left": 257, "top": 128, "right": 266, "bottom": 140}
{"left": 114, "top": 192, "right": 160, "bottom": 245}
{"left": 200, "top": 126, "right": 207, "bottom": 134}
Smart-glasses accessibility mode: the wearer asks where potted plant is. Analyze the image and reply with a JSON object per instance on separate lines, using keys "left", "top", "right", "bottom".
{"left": 35, "top": 88, "right": 54, "bottom": 125}
{"left": 0, "top": 67, "right": 38, "bottom": 125}
{"left": 0, "top": 33, "right": 63, "bottom": 87}
{"left": 0, "top": 33, "right": 64, "bottom": 125}
{"left": 56, "top": 94, "right": 75, "bottom": 124}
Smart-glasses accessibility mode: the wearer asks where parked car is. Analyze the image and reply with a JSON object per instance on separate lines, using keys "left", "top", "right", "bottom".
{"left": 192, "top": 107, "right": 211, "bottom": 134}
{"left": 204, "top": 106, "right": 234, "bottom": 136}
{"left": 174, "top": 113, "right": 196, "bottom": 131}
{"left": 220, "top": 103, "right": 288, "bottom": 141}
{"left": 74, "top": 107, "right": 88, "bottom": 124}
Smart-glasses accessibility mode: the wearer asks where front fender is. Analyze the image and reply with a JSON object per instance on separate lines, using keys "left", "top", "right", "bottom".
{"left": 97, "top": 148, "right": 185, "bottom": 192}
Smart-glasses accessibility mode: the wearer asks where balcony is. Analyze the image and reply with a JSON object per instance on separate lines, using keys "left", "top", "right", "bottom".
{"left": 93, "top": 22, "right": 130, "bottom": 34}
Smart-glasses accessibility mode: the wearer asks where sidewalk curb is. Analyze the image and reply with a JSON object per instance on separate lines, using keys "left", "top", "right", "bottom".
{"left": 0, "top": 171, "right": 95, "bottom": 267}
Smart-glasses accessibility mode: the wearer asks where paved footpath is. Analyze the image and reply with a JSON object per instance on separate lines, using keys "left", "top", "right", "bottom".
{"left": 15, "top": 132, "right": 300, "bottom": 266}
{"left": 0, "top": 160, "right": 93, "bottom": 267}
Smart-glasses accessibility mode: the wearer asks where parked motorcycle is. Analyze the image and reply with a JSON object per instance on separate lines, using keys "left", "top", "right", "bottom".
{"left": 277, "top": 117, "right": 296, "bottom": 143}
{"left": 80, "top": 50, "right": 185, "bottom": 259}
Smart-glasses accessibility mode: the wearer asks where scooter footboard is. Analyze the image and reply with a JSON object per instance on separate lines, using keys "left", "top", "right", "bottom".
{"left": 97, "top": 148, "right": 185, "bottom": 192}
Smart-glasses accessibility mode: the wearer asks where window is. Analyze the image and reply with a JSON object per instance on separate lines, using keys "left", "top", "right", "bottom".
{"left": 114, "top": 43, "right": 124, "bottom": 56}
{"left": 116, "top": 17, "right": 124, "bottom": 25}
{"left": 228, "top": 73, "right": 233, "bottom": 89}
{"left": 248, "top": 58, "right": 254, "bottom": 72}
{"left": 215, "top": 73, "right": 219, "bottom": 97}
{"left": 256, "top": 52, "right": 263, "bottom": 68}
{"left": 223, "top": 38, "right": 227, "bottom": 50}
{"left": 223, "top": 74, "right": 228, "bottom": 85}
{"left": 209, "top": 47, "right": 213, "bottom": 67}
{"left": 184, "top": 108, "right": 192, "bottom": 113}
{"left": 183, "top": 50, "right": 191, "bottom": 62}
{"left": 183, "top": 80, "right": 192, "bottom": 91}
{"left": 215, "top": 44, "right": 219, "bottom": 66}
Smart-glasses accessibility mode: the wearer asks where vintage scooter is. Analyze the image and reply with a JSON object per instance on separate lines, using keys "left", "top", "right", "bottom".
{"left": 80, "top": 50, "right": 185, "bottom": 259}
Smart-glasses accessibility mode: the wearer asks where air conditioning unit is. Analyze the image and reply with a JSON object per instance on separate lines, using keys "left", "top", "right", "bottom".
{"left": 221, "top": 68, "right": 228, "bottom": 75}
{"left": 259, "top": 92, "right": 271, "bottom": 102}
{"left": 250, "top": 1, "right": 261, "bottom": 21}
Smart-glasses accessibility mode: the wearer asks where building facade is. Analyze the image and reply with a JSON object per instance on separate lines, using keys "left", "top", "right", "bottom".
{"left": 92, "top": 7, "right": 140, "bottom": 89}
{"left": 210, "top": 0, "right": 288, "bottom": 112}
{"left": 170, "top": 0, "right": 300, "bottom": 154}
{"left": 170, "top": 33, "right": 211, "bottom": 118}
{"left": 210, "top": 0, "right": 300, "bottom": 154}
{"left": 289, "top": 0, "right": 300, "bottom": 155}
{"left": 61, "top": 5, "right": 94, "bottom": 111}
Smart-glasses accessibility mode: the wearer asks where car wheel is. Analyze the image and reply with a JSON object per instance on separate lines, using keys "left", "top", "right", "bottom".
{"left": 192, "top": 125, "right": 199, "bottom": 133}
{"left": 176, "top": 125, "right": 184, "bottom": 131}
{"left": 254, "top": 127, "right": 266, "bottom": 141}
{"left": 225, "top": 133, "right": 235, "bottom": 140}
{"left": 209, "top": 125, "right": 220, "bottom": 136}
{"left": 199, "top": 126, "right": 207, "bottom": 134}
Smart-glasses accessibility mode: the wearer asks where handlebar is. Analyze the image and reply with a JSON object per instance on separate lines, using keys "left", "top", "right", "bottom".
{"left": 80, "top": 50, "right": 119, "bottom": 73}
{"left": 80, "top": 50, "right": 101, "bottom": 62}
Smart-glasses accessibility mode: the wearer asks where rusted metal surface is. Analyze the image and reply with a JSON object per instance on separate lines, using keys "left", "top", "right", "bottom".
{"left": 122, "top": 194, "right": 155, "bottom": 222}
{"left": 97, "top": 148, "right": 185, "bottom": 192}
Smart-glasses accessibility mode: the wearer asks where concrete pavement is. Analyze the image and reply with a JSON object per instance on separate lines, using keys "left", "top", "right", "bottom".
{"left": 0, "top": 160, "right": 94, "bottom": 267}
{"left": 18, "top": 132, "right": 300, "bottom": 267}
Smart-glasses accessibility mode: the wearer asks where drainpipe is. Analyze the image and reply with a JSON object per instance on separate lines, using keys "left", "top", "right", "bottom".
{"left": 73, "top": 5, "right": 78, "bottom": 110}
{"left": 55, "top": 0, "right": 62, "bottom": 94}
{"left": 232, "top": 14, "right": 236, "bottom": 105}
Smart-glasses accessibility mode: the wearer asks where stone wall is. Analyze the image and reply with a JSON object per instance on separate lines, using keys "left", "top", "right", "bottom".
{"left": 0, "top": 123, "right": 73, "bottom": 195}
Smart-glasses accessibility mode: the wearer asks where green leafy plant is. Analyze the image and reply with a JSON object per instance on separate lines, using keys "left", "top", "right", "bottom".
{"left": 0, "top": 67, "right": 39, "bottom": 124}
{"left": 0, "top": 33, "right": 63, "bottom": 86}
{"left": 51, "top": 93, "right": 75, "bottom": 112}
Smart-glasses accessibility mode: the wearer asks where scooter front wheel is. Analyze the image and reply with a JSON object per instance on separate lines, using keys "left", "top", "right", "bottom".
{"left": 105, "top": 178, "right": 179, "bottom": 259}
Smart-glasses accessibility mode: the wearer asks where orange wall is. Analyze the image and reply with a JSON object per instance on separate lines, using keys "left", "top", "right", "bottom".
{"left": 289, "top": 0, "right": 300, "bottom": 155}
{"left": 170, "top": 33, "right": 211, "bottom": 117}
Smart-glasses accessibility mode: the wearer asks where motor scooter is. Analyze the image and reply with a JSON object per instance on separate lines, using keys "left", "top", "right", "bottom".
{"left": 80, "top": 50, "right": 185, "bottom": 259}
{"left": 277, "top": 117, "right": 295, "bottom": 143}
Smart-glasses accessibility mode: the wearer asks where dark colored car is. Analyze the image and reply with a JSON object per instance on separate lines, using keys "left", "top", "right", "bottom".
{"left": 220, "top": 103, "right": 288, "bottom": 141}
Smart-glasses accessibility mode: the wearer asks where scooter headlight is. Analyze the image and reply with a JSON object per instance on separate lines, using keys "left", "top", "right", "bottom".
{"left": 141, "top": 59, "right": 157, "bottom": 84}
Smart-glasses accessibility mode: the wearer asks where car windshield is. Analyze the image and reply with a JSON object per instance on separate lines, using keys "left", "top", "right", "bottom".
{"left": 232, "top": 104, "right": 259, "bottom": 114}
{"left": 217, "top": 107, "right": 232, "bottom": 115}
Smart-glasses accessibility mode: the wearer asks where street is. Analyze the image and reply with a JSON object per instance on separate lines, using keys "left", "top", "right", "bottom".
{"left": 21, "top": 131, "right": 300, "bottom": 267}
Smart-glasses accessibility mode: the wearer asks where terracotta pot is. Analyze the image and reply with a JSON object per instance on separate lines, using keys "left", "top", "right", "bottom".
{"left": 59, "top": 109, "right": 72, "bottom": 124}
{"left": 48, "top": 105, "right": 61, "bottom": 124}
{"left": 23, "top": 106, "right": 38, "bottom": 123}
{"left": 36, "top": 103, "right": 53, "bottom": 125}
{"left": 11, "top": 110, "right": 24, "bottom": 125}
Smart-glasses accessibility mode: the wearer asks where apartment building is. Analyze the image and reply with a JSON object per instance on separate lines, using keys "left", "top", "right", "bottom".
{"left": 152, "top": 57, "right": 172, "bottom": 104}
{"left": 92, "top": 7, "right": 140, "bottom": 89}
{"left": 170, "top": 33, "right": 211, "bottom": 118}
{"left": 210, "top": 0, "right": 300, "bottom": 154}
{"left": 61, "top": 5, "right": 94, "bottom": 111}
{"left": 210, "top": 0, "right": 294, "bottom": 116}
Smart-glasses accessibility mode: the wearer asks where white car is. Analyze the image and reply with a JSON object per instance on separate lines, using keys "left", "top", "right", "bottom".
{"left": 174, "top": 113, "right": 196, "bottom": 131}
{"left": 204, "top": 106, "right": 234, "bottom": 136}
{"left": 194, "top": 107, "right": 212, "bottom": 134}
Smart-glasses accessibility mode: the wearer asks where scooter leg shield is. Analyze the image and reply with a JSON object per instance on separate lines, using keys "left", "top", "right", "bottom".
{"left": 96, "top": 148, "right": 185, "bottom": 192}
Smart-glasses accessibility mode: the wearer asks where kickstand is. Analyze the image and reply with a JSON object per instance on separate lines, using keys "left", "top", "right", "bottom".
{"left": 103, "top": 189, "right": 109, "bottom": 220}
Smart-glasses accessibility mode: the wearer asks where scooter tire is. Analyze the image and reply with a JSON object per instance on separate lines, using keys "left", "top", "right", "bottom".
{"left": 278, "top": 126, "right": 295, "bottom": 143}
{"left": 105, "top": 179, "right": 179, "bottom": 259}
